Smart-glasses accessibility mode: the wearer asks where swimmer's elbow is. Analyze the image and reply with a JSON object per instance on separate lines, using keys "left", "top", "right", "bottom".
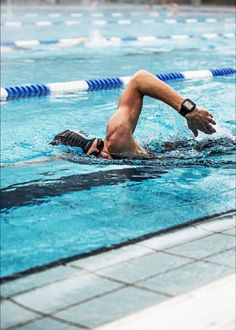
{"left": 131, "top": 70, "right": 149, "bottom": 86}
{"left": 130, "top": 70, "right": 160, "bottom": 94}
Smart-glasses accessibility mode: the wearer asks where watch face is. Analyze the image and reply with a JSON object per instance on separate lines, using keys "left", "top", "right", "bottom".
{"left": 183, "top": 99, "right": 195, "bottom": 111}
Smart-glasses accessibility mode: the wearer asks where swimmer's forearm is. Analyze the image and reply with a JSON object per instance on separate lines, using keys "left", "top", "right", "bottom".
{"left": 134, "top": 70, "right": 184, "bottom": 112}
{"left": 129, "top": 70, "right": 216, "bottom": 136}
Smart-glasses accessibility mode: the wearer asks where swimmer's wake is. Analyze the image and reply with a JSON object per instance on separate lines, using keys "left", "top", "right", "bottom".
{"left": 1, "top": 136, "right": 235, "bottom": 168}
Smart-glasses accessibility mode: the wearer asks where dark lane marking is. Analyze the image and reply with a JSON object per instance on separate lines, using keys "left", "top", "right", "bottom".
{"left": 0, "top": 167, "right": 166, "bottom": 211}
{"left": 1, "top": 209, "right": 235, "bottom": 283}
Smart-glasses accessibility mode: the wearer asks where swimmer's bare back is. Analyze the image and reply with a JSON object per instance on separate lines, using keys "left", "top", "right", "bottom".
{"left": 103, "top": 70, "right": 216, "bottom": 159}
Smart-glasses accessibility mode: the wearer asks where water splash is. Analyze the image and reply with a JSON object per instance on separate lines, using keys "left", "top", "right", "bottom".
{"left": 85, "top": 30, "right": 112, "bottom": 48}
{"left": 51, "top": 135, "right": 236, "bottom": 168}
{"left": 1, "top": 136, "right": 235, "bottom": 169}
{"left": 144, "top": 136, "right": 236, "bottom": 157}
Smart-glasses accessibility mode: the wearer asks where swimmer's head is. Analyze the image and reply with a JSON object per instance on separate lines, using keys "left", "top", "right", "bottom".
{"left": 49, "top": 130, "right": 111, "bottom": 159}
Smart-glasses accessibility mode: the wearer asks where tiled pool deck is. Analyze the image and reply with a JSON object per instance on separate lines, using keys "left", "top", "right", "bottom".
{"left": 1, "top": 211, "right": 235, "bottom": 329}
{"left": 95, "top": 273, "right": 235, "bottom": 330}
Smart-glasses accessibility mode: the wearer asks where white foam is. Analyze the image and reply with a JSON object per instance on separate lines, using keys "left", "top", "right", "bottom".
{"left": 85, "top": 31, "right": 110, "bottom": 48}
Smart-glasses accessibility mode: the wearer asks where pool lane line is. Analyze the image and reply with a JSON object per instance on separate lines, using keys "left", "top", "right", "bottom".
{"left": 0, "top": 167, "right": 167, "bottom": 211}
{"left": 2, "top": 17, "right": 235, "bottom": 27}
{"left": 1, "top": 32, "right": 235, "bottom": 49}
{"left": 1, "top": 67, "right": 235, "bottom": 101}
{"left": 1, "top": 10, "right": 235, "bottom": 18}
{"left": 1, "top": 208, "right": 235, "bottom": 284}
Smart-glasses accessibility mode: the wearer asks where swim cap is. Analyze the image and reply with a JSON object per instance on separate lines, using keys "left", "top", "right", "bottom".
{"left": 49, "top": 130, "right": 104, "bottom": 156}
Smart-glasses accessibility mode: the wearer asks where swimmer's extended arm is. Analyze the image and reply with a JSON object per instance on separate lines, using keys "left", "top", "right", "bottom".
{"left": 117, "top": 70, "right": 216, "bottom": 137}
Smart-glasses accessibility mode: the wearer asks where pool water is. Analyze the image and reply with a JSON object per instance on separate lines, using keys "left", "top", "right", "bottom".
{"left": 1, "top": 6, "right": 235, "bottom": 279}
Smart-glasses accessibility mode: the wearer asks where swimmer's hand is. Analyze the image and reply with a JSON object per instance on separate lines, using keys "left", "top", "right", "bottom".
{"left": 185, "top": 108, "right": 216, "bottom": 137}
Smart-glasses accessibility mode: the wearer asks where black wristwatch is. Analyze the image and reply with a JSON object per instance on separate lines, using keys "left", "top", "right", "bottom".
{"left": 179, "top": 99, "right": 196, "bottom": 117}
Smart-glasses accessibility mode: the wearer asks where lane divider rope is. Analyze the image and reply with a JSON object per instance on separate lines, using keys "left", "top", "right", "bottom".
{"left": 2, "top": 11, "right": 234, "bottom": 18}
{"left": 1, "top": 17, "right": 235, "bottom": 27}
{"left": 1, "top": 33, "right": 235, "bottom": 49}
{"left": 1, "top": 67, "right": 235, "bottom": 102}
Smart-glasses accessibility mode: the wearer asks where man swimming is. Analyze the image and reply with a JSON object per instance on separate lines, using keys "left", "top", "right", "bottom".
{"left": 50, "top": 70, "right": 216, "bottom": 160}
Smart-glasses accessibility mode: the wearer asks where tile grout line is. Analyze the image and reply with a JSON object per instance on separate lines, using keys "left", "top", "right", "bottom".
{"left": 1, "top": 267, "right": 88, "bottom": 299}
{"left": 2, "top": 210, "right": 234, "bottom": 285}
{"left": 192, "top": 223, "right": 236, "bottom": 234}
{"left": 140, "top": 232, "right": 214, "bottom": 251}
{"left": 8, "top": 313, "right": 89, "bottom": 330}
{"left": 67, "top": 249, "right": 155, "bottom": 272}
{"left": 68, "top": 231, "right": 227, "bottom": 274}
{"left": 4, "top": 231, "right": 235, "bottom": 299}
{"left": 5, "top": 260, "right": 234, "bottom": 330}
{"left": 93, "top": 257, "right": 196, "bottom": 287}
{"left": 10, "top": 285, "right": 128, "bottom": 319}
{"left": 2, "top": 265, "right": 133, "bottom": 300}
{"left": 6, "top": 296, "right": 52, "bottom": 317}
{"left": 220, "top": 232, "right": 236, "bottom": 237}
{"left": 90, "top": 251, "right": 235, "bottom": 290}
{"left": 5, "top": 317, "right": 43, "bottom": 330}
{"left": 131, "top": 284, "right": 174, "bottom": 298}
{"left": 142, "top": 228, "right": 235, "bottom": 251}
{"left": 2, "top": 229, "right": 235, "bottom": 299}
{"left": 201, "top": 257, "right": 235, "bottom": 269}
{"left": 2, "top": 233, "right": 234, "bottom": 328}
{"left": 162, "top": 245, "right": 236, "bottom": 262}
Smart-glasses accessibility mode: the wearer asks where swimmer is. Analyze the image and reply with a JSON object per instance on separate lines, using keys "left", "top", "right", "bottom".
{"left": 50, "top": 70, "right": 216, "bottom": 160}
{"left": 169, "top": 3, "right": 179, "bottom": 17}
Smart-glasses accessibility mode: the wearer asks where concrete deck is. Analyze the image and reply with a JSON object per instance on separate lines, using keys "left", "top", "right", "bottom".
{"left": 1, "top": 211, "right": 235, "bottom": 329}
{"left": 96, "top": 273, "right": 235, "bottom": 330}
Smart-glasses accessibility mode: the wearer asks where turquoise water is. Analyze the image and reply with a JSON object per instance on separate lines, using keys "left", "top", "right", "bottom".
{"left": 1, "top": 7, "right": 235, "bottom": 278}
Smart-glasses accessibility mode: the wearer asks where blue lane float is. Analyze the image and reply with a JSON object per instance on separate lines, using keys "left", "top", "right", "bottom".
{"left": 1, "top": 67, "right": 235, "bottom": 101}
{"left": 1, "top": 33, "right": 235, "bottom": 49}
